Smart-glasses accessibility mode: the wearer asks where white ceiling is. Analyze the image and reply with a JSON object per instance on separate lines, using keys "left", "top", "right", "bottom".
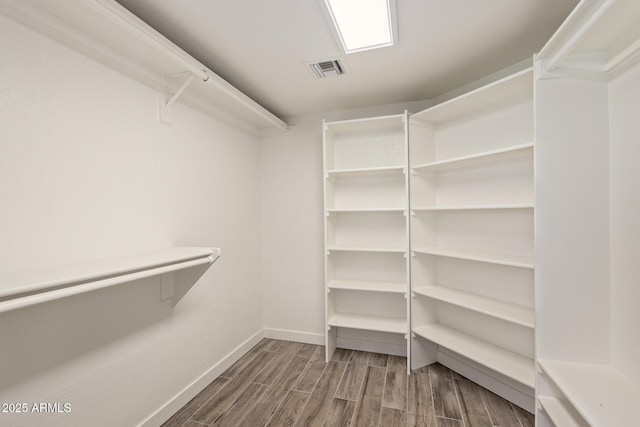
{"left": 115, "top": 0, "right": 579, "bottom": 119}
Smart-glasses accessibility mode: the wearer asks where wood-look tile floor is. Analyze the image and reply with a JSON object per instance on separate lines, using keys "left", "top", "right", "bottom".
{"left": 162, "top": 339, "right": 534, "bottom": 427}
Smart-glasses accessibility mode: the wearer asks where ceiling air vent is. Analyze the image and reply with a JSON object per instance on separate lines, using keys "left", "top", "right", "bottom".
{"left": 309, "top": 59, "right": 346, "bottom": 78}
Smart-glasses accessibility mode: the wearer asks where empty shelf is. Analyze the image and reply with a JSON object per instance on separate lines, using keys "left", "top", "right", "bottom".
{"left": 538, "top": 396, "right": 586, "bottom": 427}
{"left": 0, "top": 0, "right": 286, "bottom": 136}
{"left": 327, "top": 246, "right": 406, "bottom": 254}
{"left": 412, "top": 246, "right": 534, "bottom": 269}
{"left": 412, "top": 203, "right": 533, "bottom": 212}
{"left": 327, "top": 208, "right": 406, "bottom": 214}
{"left": 328, "top": 279, "right": 407, "bottom": 294}
{"left": 411, "top": 143, "right": 533, "bottom": 173}
{"left": 538, "top": 360, "right": 640, "bottom": 427}
{"left": 326, "top": 165, "right": 405, "bottom": 177}
{"left": 411, "top": 68, "right": 533, "bottom": 125}
{"left": 0, "top": 247, "right": 220, "bottom": 313}
{"left": 413, "top": 285, "right": 534, "bottom": 329}
{"left": 328, "top": 313, "right": 407, "bottom": 334}
{"left": 413, "top": 323, "right": 534, "bottom": 387}
{"left": 325, "top": 114, "right": 405, "bottom": 135}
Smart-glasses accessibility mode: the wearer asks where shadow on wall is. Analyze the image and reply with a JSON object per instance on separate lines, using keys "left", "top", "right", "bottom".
{"left": 0, "top": 276, "right": 173, "bottom": 392}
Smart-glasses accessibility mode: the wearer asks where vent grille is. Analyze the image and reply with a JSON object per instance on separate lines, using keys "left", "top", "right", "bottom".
{"left": 309, "top": 59, "right": 345, "bottom": 78}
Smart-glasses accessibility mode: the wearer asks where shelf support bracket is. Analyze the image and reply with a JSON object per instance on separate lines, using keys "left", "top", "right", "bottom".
{"left": 159, "top": 72, "right": 196, "bottom": 125}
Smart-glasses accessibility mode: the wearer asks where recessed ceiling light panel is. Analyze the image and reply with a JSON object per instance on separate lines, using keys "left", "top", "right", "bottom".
{"left": 323, "top": 0, "right": 396, "bottom": 54}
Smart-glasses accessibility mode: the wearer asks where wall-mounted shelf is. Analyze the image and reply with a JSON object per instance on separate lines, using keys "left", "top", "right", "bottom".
{"left": 412, "top": 203, "right": 533, "bottom": 212}
{"left": 411, "top": 68, "right": 533, "bottom": 125}
{"left": 411, "top": 143, "right": 533, "bottom": 173}
{"left": 328, "top": 313, "right": 407, "bottom": 334}
{"left": 537, "top": 0, "right": 640, "bottom": 77}
{"left": 0, "top": 0, "right": 287, "bottom": 136}
{"left": 0, "top": 247, "right": 220, "bottom": 313}
{"left": 328, "top": 279, "right": 407, "bottom": 294}
{"left": 537, "top": 396, "right": 585, "bottom": 427}
{"left": 413, "top": 324, "right": 534, "bottom": 388}
{"left": 412, "top": 246, "right": 534, "bottom": 269}
{"left": 327, "top": 246, "right": 406, "bottom": 254}
{"left": 325, "top": 165, "right": 405, "bottom": 178}
{"left": 538, "top": 360, "right": 640, "bottom": 427}
{"left": 413, "top": 285, "right": 534, "bottom": 329}
{"left": 323, "top": 114, "right": 406, "bottom": 136}
{"left": 326, "top": 208, "right": 405, "bottom": 214}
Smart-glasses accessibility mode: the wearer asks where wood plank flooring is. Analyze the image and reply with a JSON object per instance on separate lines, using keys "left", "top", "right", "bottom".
{"left": 162, "top": 339, "right": 534, "bottom": 427}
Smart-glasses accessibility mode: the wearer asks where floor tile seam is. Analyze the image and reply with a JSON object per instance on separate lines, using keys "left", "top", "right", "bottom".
{"left": 375, "top": 362, "right": 390, "bottom": 427}
{"left": 449, "top": 367, "right": 467, "bottom": 426}
{"left": 251, "top": 361, "right": 309, "bottom": 427}
{"left": 218, "top": 382, "right": 270, "bottom": 427}
{"left": 468, "top": 381, "right": 498, "bottom": 427}
{"left": 292, "top": 348, "right": 333, "bottom": 393}
{"left": 185, "top": 378, "right": 233, "bottom": 423}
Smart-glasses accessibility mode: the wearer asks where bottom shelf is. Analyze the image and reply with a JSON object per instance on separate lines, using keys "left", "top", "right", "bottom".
{"left": 537, "top": 396, "right": 586, "bottom": 427}
{"left": 413, "top": 323, "right": 534, "bottom": 388}
{"left": 538, "top": 360, "right": 640, "bottom": 427}
{"left": 328, "top": 313, "right": 407, "bottom": 334}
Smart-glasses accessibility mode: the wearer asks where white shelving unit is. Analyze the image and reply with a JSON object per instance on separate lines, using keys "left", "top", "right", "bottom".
{"left": 535, "top": 0, "right": 640, "bottom": 425}
{"left": 0, "top": 247, "right": 220, "bottom": 313}
{"left": 409, "top": 67, "right": 536, "bottom": 411}
{"left": 323, "top": 112, "right": 410, "bottom": 366}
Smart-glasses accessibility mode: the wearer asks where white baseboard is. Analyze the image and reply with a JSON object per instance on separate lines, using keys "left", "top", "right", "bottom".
{"left": 263, "top": 327, "right": 324, "bottom": 345}
{"left": 138, "top": 329, "right": 264, "bottom": 427}
{"left": 437, "top": 349, "right": 535, "bottom": 413}
{"left": 336, "top": 337, "right": 406, "bottom": 356}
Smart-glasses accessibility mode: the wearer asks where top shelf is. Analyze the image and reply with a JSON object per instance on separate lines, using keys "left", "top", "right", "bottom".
{"left": 324, "top": 114, "right": 405, "bottom": 137}
{"left": 0, "top": 247, "right": 219, "bottom": 300}
{"left": 412, "top": 143, "right": 533, "bottom": 173}
{"left": 411, "top": 68, "right": 533, "bottom": 125}
{"left": 0, "top": 0, "right": 287, "bottom": 136}
{"left": 537, "top": 0, "right": 640, "bottom": 76}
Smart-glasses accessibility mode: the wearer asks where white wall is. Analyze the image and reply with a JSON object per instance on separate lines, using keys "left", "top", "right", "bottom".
{"left": 0, "top": 15, "right": 263, "bottom": 426}
{"left": 609, "top": 62, "right": 640, "bottom": 385}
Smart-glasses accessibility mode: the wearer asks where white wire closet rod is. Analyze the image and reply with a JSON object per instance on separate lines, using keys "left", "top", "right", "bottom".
{"left": 0, "top": 247, "right": 220, "bottom": 314}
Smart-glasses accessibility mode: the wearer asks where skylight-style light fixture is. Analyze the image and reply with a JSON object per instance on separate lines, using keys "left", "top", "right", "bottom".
{"left": 323, "top": 0, "right": 396, "bottom": 54}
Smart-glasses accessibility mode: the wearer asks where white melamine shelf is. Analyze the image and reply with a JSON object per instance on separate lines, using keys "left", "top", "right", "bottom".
{"left": 324, "top": 114, "right": 405, "bottom": 135}
{"left": 537, "top": 396, "right": 586, "bottom": 427}
{"left": 0, "top": 247, "right": 220, "bottom": 313}
{"left": 413, "top": 324, "right": 534, "bottom": 388}
{"left": 411, "top": 143, "right": 533, "bottom": 173}
{"left": 327, "top": 246, "right": 406, "bottom": 254}
{"left": 537, "top": 0, "right": 640, "bottom": 75}
{"left": 411, "top": 68, "right": 533, "bottom": 125}
{"left": 328, "top": 313, "right": 407, "bottom": 334}
{"left": 327, "top": 208, "right": 405, "bottom": 214}
{"left": 326, "top": 165, "right": 405, "bottom": 178}
{"left": 328, "top": 279, "right": 407, "bottom": 294}
{"left": 412, "top": 246, "right": 534, "bottom": 269}
{"left": 413, "top": 285, "right": 534, "bottom": 329}
{"left": 0, "top": 0, "right": 287, "bottom": 136}
{"left": 538, "top": 360, "right": 640, "bottom": 427}
{"left": 412, "top": 203, "right": 533, "bottom": 212}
